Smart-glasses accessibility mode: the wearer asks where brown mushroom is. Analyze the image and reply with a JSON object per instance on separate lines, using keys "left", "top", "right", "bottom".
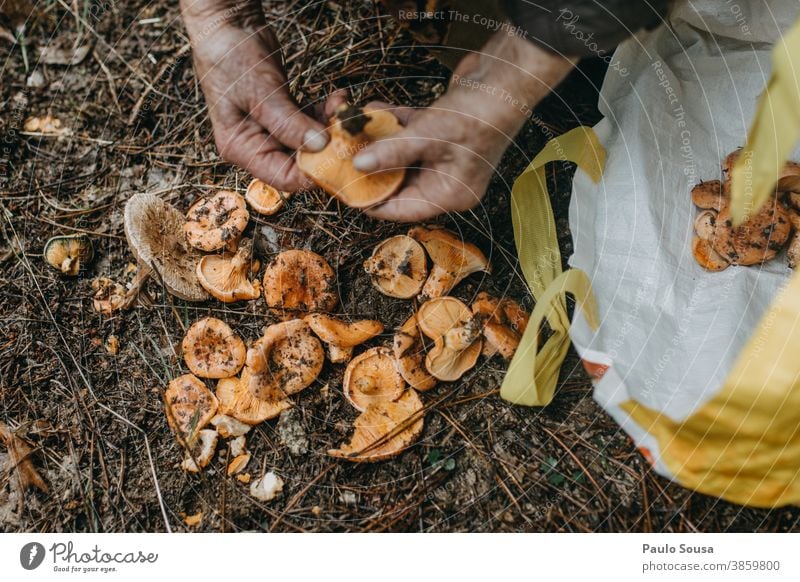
{"left": 44, "top": 234, "right": 93, "bottom": 276}
{"left": 363, "top": 235, "right": 428, "bottom": 298}
{"left": 262, "top": 249, "right": 338, "bottom": 314}
{"left": 184, "top": 190, "right": 249, "bottom": 252}
{"left": 343, "top": 346, "right": 406, "bottom": 411}
{"left": 408, "top": 226, "right": 490, "bottom": 301}
{"left": 182, "top": 317, "right": 246, "bottom": 379}
{"left": 196, "top": 238, "right": 261, "bottom": 302}
{"left": 417, "top": 297, "right": 482, "bottom": 381}
{"left": 329, "top": 389, "right": 424, "bottom": 462}
{"left": 304, "top": 314, "right": 384, "bottom": 363}
{"left": 165, "top": 374, "right": 219, "bottom": 446}
{"left": 392, "top": 314, "right": 437, "bottom": 392}
{"left": 243, "top": 319, "right": 324, "bottom": 400}
{"left": 297, "top": 104, "right": 405, "bottom": 208}
{"left": 246, "top": 178, "right": 290, "bottom": 215}
{"left": 712, "top": 198, "right": 791, "bottom": 266}
{"left": 471, "top": 292, "right": 529, "bottom": 359}
{"left": 215, "top": 377, "right": 290, "bottom": 425}
{"left": 690, "top": 180, "right": 724, "bottom": 210}
{"left": 125, "top": 193, "right": 208, "bottom": 301}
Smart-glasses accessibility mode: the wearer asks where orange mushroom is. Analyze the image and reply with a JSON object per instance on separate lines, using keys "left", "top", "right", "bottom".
{"left": 184, "top": 190, "right": 249, "bottom": 252}
{"left": 408, "top": 226, "right": 490, "bottom": 301}
{"left": 471, "top": 292, "right": 529, "bottom": 359}
{"left": 246, "top": 178, "right": 290, "bottom": 216}
{"left": 262, "top": 249, "right": 338, "bottom": 314}
{"left": 392, "top": 313, "right": 437, "bottom": 392}
{"left": 417, "top": 297, "right": 482, "bottom": 381}
{"left": 329, "top": 389, "right": 424, "bottom": 462}
{"left": 196, "top": 238, "right": 261, "bottom": 302}
{"left": 343, "top": 346, "right": 406, "bottom": 412}
{"left": 304, "top": 314, "right": 384, "bottom": 363}
{"left": 363, "top": 235, "right": 428, "bottom": 298}
{"left": 690, "top": 180, "right": 724, "bottom": 210}
{"left": 296, "top": 104, "right": 405, "bottom": 208}
{"left": 243, "top": 319, "right": 324, "bottom": 400}
{"left": 181, "top": 317, "right": 246, "bottom": 379}
{"left": 215, "top": 377, "right": 290, "bottom": 425}
{"left": 165, "top": 374, "right": 219, "bottom": 446}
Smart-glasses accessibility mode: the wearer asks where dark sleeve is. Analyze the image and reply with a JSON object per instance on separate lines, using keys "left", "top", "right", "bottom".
{"left": 501, "top": 0, "right": 673, "bottom": 56}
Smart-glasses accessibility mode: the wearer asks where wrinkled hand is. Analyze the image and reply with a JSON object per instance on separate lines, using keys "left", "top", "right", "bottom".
{"left": 355, "top": 33, "right": 576, "bottom": 222}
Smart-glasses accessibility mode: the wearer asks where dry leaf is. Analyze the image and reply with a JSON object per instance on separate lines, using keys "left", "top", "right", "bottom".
{"left": 39, "top": 43, "right": 92, "bottom": 66}
{"left": 0, "top": 423, "right": 48, "bottom": 493}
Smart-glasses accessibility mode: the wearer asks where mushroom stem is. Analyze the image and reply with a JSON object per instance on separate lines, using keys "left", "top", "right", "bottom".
{"left": 419, "top": 265, "right": 458, "bottom": 301}
{"left": 120, "top": 263, "right": 152, "bottom": 310}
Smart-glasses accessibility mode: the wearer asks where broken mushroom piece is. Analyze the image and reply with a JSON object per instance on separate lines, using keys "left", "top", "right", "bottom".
{"left": 304, "top": 314, "right": 384, "bottom": 363}
{"left": 196, "top": 238, "right": 261, "bottom": 302}
{"left": 417, "top": 297, "right": 482, "bottom": 381}
{"left": 165, "top": 374, "right": 219, "bottom": 446}
{"left": 471, "top": 292, "right": 529, "bottom": 359}
{"left": 44, "top": 234, "right": 93, "bottom": 276}
{"left": 125, "top": 193, "right": 208, "bottom": 301}
{"left": 215, "top": 377, "right": 290, "bottom": 425}
{"left": 408, "top": 226, "right": 490, "bottom": 301}
{"left": 181, "top": 429, "right": 218, "bottom": 473}
{"left": 182, "top": 317, "right": 246, "bottom": 379}
{"left": 393, "top": 314, "right": 437, "bottom": 392}
{"left": 262, "top": 249, "right": 338, "bottom": 314}
{"left": 246, "top": 178, "right": 289, "bottom": 216}
{"left": 243, "top": 319, "right": 324, "bottom": 401}
{"left": 297, "top": 104, "right": 405, "bottom": 208}
{"left": 184, "top": 190, "right": 249, "bottom": 252}
{"left": 329, "top": 389, "right": 424, "bottom": 462}
{"left": 363, "top": 235, "right": 428, "bottom": 298}
{"left": 343, "top": 346, "right": 406, "bottom": 412}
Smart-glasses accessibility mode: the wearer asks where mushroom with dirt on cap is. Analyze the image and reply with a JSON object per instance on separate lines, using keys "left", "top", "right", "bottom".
{"left": 164, "top": 373, "right": 219, "bottom": 447}
{"left": 471, "top": 292, "right": 529, "bottom": 359}
{"left": 417, "top": 297, "right": 482, "bottom": 381}
{"left": 262, "top": 249, "right": 338, "bottom": 314}
{"left": 408, "top": 226, "right": 490, "bottom": 301}
{"left": 343, "top": 346, "right": 406, "bottom": 411}
{"left": 363, "top": 234, "right": 428, "bottom": 299}
{"left": 184, "top": 190, "right": 249, "bottom": 252}
{"left": 392, "top": 313, "right": 437, "bottom": 392}
{"left": 304, "top": 313, "right": 383, "bottom": 363}
{"left": 44, "top": 234, "right": 93, "bottom": 276}
{"left": 196, "top": 238, "right": 261, "bottom": 302}
{"left": 182, "top": 317, "right": 246, "bottom": 379}
{"left": 246, "top": 178, "right": 290, "bottom": 216}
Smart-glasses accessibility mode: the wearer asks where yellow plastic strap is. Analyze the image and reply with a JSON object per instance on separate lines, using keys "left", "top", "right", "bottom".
{"left": 730, "top": 19, "right": 800, "bottom": 224}
{"left": 501, "top": 126, "right": 605, "bottom": 406}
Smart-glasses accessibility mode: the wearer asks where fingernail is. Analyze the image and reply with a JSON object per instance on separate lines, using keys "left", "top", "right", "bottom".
{"left": 303, "top": 129, "right": 329, "bottom": 152}
{"left": 353, "top": 153, "right": 377, "bottom": 172}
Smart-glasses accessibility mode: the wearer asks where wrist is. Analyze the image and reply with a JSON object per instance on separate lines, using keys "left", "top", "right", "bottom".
{"left": 180, "top": 0, "right": 265, "bottom": 37}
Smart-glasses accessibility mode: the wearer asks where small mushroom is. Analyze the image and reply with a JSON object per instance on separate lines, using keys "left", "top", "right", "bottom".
{"left": 363, "top": 235, "right": 428, "bottom": 298}
{"left": 329, "top": 390, "right": 424, "bottom": 462}
{"left": 408, "top": 226, "right": 490, "bottom": 301}
{"left": 181, "top": 317, "right": 246, "bottom": 379}
{"left": 297, "top": 104, "right": 405, "bottom": 208}
{"left": 471, "top": 292, "right": 529, "bottom": 359}
{"left": 215, "top": 377, "right": 291, "bottom": 425}
{"left": 125, "top": 193, "right": 208, "bottom": 301}
{"left": 184, "top": 190, "right": 249, "bottom": 252}
{"left": 196, "top": 238, "right": 261, "bottom": 302}
{"left": 44, "top": 234, "right": 93, "bottom": 276}
{"left": 165, "top": 374, "right": 219, "bottom": 446}
{"left": 304, "top": 314, "right": 384, "bottom": 363}
{"left": 243, "top": 319, "right": 324, "bottom": 400}
{"left": 343, "top": 346, "right": 406, "bottom": 412}
{"left": 417, "top": 297, "right": 482, "bottom": 381}
{"left": 262, "top": 249, "right": 338, "bottom": 314}
{"left": 245, "top": 178, "right": 290, "bottom": 215}
{"left": 392, "top": 314, "right": 437, "bottom": 392}
{"left": 181, "top": 429, "right": 218, "bottom": 473}
{"left": 691, "top": 180, "right": 724, "bottom": 210}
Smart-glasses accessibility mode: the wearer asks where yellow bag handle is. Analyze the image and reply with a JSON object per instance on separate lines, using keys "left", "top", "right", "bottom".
{"left": 501, "top": 126, "right": 605, "bottom": 406}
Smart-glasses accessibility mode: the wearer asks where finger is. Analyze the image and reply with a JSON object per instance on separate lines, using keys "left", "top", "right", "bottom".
{"left": 363, "top": 100, "right": 416, "bottom": 125}
{"left": 321, "top": 88, "right": 349, "bottom": 120}
{"left": 252, "top": 93, "right": 329, "bottom": 153}
{"left": 351, "top": 125, "right": 429, "bottom": 174}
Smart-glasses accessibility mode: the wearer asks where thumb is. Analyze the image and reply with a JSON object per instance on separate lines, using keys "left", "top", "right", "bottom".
{"left": 352, "top": 126, "right": 428, "bottom": 173}
{"left": 253, "top": 94, "right": 329, "bottom": 153}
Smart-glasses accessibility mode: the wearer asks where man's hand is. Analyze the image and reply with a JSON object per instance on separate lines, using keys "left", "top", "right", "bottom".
{"left": 354, "top": 32, "right": 576, "bottom": 221}
{"left": 180, "top": 0, "right": 344, "bottom": 191}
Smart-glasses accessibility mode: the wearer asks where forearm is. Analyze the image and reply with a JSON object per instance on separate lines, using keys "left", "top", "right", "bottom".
{"left": 179, "top": 0, "right": 266, "bottom": 38}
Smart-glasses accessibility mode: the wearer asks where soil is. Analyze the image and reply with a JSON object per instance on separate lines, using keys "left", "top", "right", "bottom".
{"left": 1, "top": 1, "right": 799, "bottom": 532}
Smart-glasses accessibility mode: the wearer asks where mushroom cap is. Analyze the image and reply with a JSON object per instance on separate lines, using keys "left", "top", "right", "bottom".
{"left": 244, "top": 319, "right": 324, "bottom": 400}
{"left": 408, "top": 226, "right": 490, "bottom": 300}
{"left": 692, "top": 237, "right": 730, "bottom": 271}
{"left": 184, "top": 190, "right": 249, "bottom": 252}
{"left": 471, "top": 292, "right": 527, "bottom": 360}
{"left": 393, "top": 314, "right": 437, "bottom": 392}
{"left": 296, "top": 105, "right": 405, "bottom": 208}
{"left": 329, "top": 389, "right": 424, "bottom": 462}
{"left": 777, "top": 162, "right": 800, "bottom": 193}
{"left": 304, "top": 314, "right": 383, "bottom": 348}
{"left": 262, "top": 249, "right": 338, "bottom": 313}
{"left": 124, "top": 193, "right": 208, "bottom": 301}
{"left": 343, "top": 346, "right": 406, "bottom": 412}
{"left": 44, "top": 234, "right": 93, "bottom": 276}
{"left": 196, "top": 238, "right": 261, "bottom": 303}
{"left": 215, "top": 377, "right": 291, "bottom": 425}
{"left": 165, "top": 374, "right": 219, "bottom": 446}
{"left": 711, "top": 198, "right": 791, "bottom": 265}
{"left": 182, "top": 317, "right": 246, "bottom": 379}
{"left": 417, "top": 297, "right": 482, "bottom": 381}
{"left": 363, "top": 235, "right": 428, "bottom": 298}
{"left": 693, "top": 210, "right": 717, "bottom": 240}
{"left": 690, "top": 180, "right": 725, "bottom": 210}
{"left": 246, "top": 179, "right": 289, "bottom": 215}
